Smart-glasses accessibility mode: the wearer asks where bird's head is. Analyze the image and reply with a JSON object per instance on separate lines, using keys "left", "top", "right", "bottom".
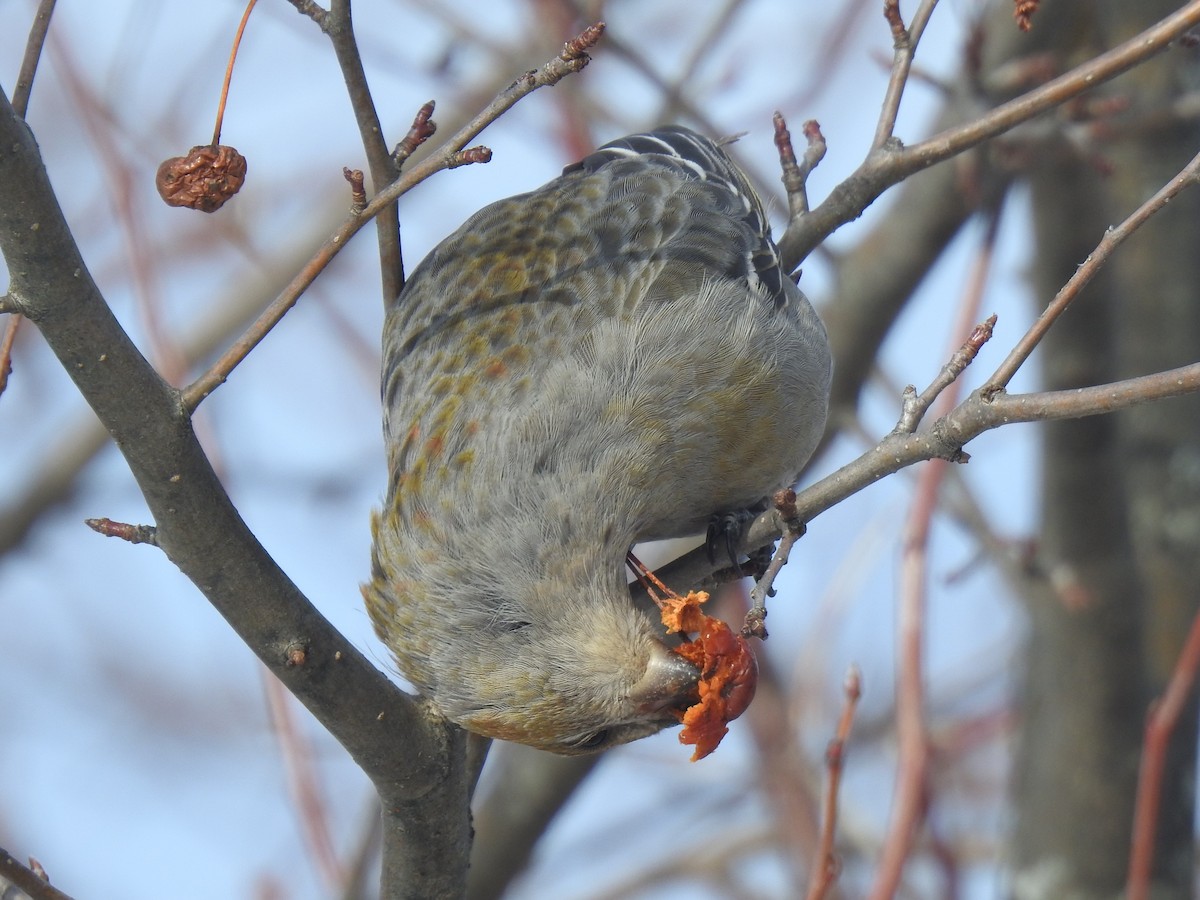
{"left": 444, "top": 596, "right": 705, "bottom": 755}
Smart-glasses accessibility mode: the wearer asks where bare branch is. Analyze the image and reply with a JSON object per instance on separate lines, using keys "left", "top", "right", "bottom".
{"left": 985, "top": 146, "right": 1200, "bottom": 392}
{"left": 743, "top": 488, "right": 801, "bottom": 638}
{"left": 654, "top": 359, "right": 1200, "bottom": 597}
{"left": 806, "top": 665, "right": 862, "bottom": 900}
{"left": 181, "top": 21, "right": 606, "bottom": 410}
{"left": 0, "top": 83, "right": 472, "bottom": 899}
{"left": 211, "top": 0, "right": 259, "bottom": 146}
{"left": 0, "top": 313, "right": 21, "bottom": 399}
{"left": 315, "top": 0, "right": 404, "bottom": 302}
{"left": 779, "top": 1, "right": 1200, "bottom": 267}
{"left": 1127, "top": 607, "right": 1200, "bottom": 900}
{"left": 873, "top": 0, "right": 940, "bottom": 150}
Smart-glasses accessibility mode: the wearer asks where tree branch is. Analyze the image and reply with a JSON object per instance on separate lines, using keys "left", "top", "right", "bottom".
{"left": 986, "top": 145, "right": 1200, "bottom": 391}
{"left": 310, "top": 0, "right": 405, "bottom": 302}
{"left": 778, "top": 0, "right": 1200, "bottom": 267}
{"left": 654, "top": 360, "right": 1200, "bottom": 596}
{"left": 181, "top": 21, "right": 605, "bottom": 409}
{"left": 0, "top": 87, "right": 470, "bottom": 899}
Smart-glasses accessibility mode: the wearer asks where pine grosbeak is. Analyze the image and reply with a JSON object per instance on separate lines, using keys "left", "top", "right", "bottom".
{"left": 364, "top": 126, "right": 832, "bottom": 754}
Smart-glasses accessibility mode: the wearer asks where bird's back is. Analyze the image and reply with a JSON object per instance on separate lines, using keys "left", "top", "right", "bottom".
{"left": 366, "top": 126, "right": 832, "bottom": 751}
{"left": 379, "top": 126, "right": 831, "bottom": 547}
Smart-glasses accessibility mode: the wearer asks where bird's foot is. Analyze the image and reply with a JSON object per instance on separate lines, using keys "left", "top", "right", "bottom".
{"left": 705, "top": 504, "right": 770, "bottom": 576}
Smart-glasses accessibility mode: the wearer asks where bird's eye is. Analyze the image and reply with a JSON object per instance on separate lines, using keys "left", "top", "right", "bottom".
{"left": 573, "top": 729, "right": 611, "bottom": 752}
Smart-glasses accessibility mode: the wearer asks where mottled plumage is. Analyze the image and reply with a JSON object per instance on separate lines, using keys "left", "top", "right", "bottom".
{"left": 364, "top": 126, "right": 832, "bottom": 754}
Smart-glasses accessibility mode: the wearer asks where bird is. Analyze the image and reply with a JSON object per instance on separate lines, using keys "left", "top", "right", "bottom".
{"left": 363, "top": 125, "right": 832, "bottom": 755}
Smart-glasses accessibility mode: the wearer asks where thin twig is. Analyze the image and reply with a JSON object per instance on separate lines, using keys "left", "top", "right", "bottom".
{"left": 316, "top": 0, "right": 404, "bottom": 301}
{"left": 898, "top": 314, "right": 996, "bottom": 431}
{"left": 181, "top": 22, "right": 606, "bottom": 410}
{"left": 985, "top": 147, "right": 1200, "bottom": 392}
{"left": 805, "top": 665, "right": 862, "bottom": 900}
{"left": 744, "top": 488, "right": 801, "bottom": 638}
{"left": 1126, "top": 607, "right": 1200, "bottom": 900}
{"left": 11, "top": 0, "right": 57, "bottom": 117}
{"left": 0, "top": 313, "right": 21, "bottom": 398}
{"left": 212, "top": 0, "right": 259, "bottom": 146}
{"left": 873, "top": 0, "right": 940, "bottom": 150}
{"left": 49, "top": 35, "right": 186, "bottom": 383}
{"left": 750, "top": 213, "right": 1002, "bottom": 633}
{"left": 869, "top": 458, "right": 937, "bottom": 900}
{"left": 870, "top": 216, "right": 996, "bottom": 898}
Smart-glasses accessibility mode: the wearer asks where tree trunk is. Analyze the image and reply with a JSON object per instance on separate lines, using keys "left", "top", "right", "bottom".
{"left": 1011, "top": 2, "right": 1200, "bottom": 896}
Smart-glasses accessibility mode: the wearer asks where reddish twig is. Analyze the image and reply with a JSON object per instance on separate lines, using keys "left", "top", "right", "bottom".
{"left": 871, "top": 459, "right": 939, "bottom": 900}
{"left": 262, "top": 669, "right": 345, "bottom": 893}
{"left": 805, "top": 665, "right": 862, "bottom": 900}
{"left": 773, "top": 112, "right": 825, "bottom": 222}
{"left": 744, "top": 488, "right": 801, "bottom": 638}
{"left": 870, "top": 209, "right": 1000, "bottom": 900}
{"left": 1126, "top": 608, "right": 1200, "bottom": 900}
{"left": 0, "top": 313, "right": 21, "bottom": 398}
{"left": 883, "top": 0, "right": 907, "bottom": 44}
{"left": 877, "top": 461, "right": 936, "bottom": 894}
{"left": 212, "top": 0, "right": 259, "bottom": 146}
{"left": 897, "top": 314, "right": 997, "bottom": 434}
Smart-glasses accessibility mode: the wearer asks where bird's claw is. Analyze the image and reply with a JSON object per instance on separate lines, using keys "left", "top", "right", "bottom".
{"left": 706, "top": 507, "right": 771, "bottom": 576}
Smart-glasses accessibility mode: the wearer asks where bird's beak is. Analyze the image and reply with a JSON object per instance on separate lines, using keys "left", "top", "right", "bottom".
{"left": 630, "top": 640, "right": 701, "bottom": 715}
